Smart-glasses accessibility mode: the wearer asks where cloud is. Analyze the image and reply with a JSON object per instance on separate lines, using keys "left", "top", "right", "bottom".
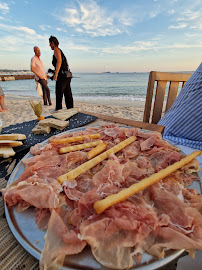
{"left": 55, "top": 0, "right": 195, "bottom": 37}
{"left": 101, "top": 41, "right": 158, "bottom": 54}
{"left": 169, "top": 23, "right": 187, "bottom": 29}
{"left": 68, "top": 43, "right": 96, "bottom": 53}
{"left": 169, "top": 7, "right": 202, "bottom": 30}
{"left": 0, "top": 23, "right": 36, "bottom": 35}
{"left": 56, "top": 0, "right": 131, "bottom": 37}
{"left": 177, "top": 9, "right": 201, "bottom": 21}
{"left": 56, "top": 39, "right": 158, "bottom": 55}
{"left": 39, "top": 25, "right": 51, "bottom": 31}
{"left": 56, "top": 27, "right": 67, "bottom": 33}
{"left": 63, "top": 40, "right": 159, "bottom": 55}
{"left": 1, "top": 35, "right": 22, "bottom": 51}
{"left": 169, "top": 43, "right": 202, "bottom": 49}
{"left": 17, "top": 26, "right": 36, "bottom": 35}
{"left": 0, "top": 23, "right": 49, "bottom": 52}
{"left": 69, "top": 39, "right": 202, "bottom": 55}
{"left": 168, "top": 9, "right": 175, "bottom": 15}
{"left": 0, "top": 2, "right": 9, "bottom": 14}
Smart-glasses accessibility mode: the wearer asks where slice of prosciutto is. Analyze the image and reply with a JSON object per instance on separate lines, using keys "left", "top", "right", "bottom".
{"left": 40, "top": 207, "right": 86, "bottom": 270}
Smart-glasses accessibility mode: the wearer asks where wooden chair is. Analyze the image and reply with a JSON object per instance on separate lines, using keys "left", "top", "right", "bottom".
{"left": 143, "top": 71, "right": 192, "bottom": 124}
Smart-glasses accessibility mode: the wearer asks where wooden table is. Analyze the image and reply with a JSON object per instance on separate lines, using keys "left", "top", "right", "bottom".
{"left": 80, "top": 110, "right": 165, "bottom": 133}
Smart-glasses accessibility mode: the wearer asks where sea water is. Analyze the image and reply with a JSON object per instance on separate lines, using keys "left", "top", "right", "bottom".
{"left": 0, "top": 73, "right": 149, "bottom": 104}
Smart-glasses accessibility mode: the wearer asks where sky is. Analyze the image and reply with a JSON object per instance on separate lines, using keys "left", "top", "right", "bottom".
{"left": 0, "top": 0, "right": 202, "bottom": 73}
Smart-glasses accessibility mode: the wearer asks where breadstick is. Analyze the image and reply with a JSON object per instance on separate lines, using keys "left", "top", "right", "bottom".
{"left": 50, "top": 134, "right": 100, "bottom": 144}
{"left": 94, "top": 150, "right": 201, "bottom": 214}
{"left": 59, "top": 140, "right": 103, "bottom": 154}
{"left": 87, "top": 143, "right": 108, "bottom": 159}
{"left": 0, "top": 140, "right": 23, "bottom": 147}
{"left": 57, "top": 136, "right": 136, "bottom": 183}
{"left": 0, "top": 134, "right": 26, "bottom": 141}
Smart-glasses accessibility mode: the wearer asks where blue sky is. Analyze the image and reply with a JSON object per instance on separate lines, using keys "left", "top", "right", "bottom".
{"left": 0, "top": 0, "right": 202, "bottom": 72}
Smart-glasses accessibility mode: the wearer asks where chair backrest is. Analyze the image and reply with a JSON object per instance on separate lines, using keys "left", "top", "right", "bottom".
{"left": 143, "top": 71, "right": 192, "bottom": 124}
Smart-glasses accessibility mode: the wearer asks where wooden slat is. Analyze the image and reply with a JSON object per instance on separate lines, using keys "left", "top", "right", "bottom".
{"left": 182, "top": 81, "right": 187, "bottom": 88}
{"left": 165, "top": 81, "right": 179, "bottom": 112}
{"left": 152, "top": 81, "right": 167, "bottom": 124}
{"left": 155, "top": 72, "right": 192, "bottom": 82}
{"left": 80, "top": 110, "right": 165, "bottom": 133}
{"left": 143, "top": 71, "right": 156, "bottom": 123}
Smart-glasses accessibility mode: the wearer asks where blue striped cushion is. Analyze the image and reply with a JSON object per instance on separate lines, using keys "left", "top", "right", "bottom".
{"left": 158, "top": 62, "right": 202, "bottom": 150}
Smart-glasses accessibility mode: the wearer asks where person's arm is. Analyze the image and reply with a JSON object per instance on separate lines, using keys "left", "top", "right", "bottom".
{"left": 53, "top": 47, "right": 62, "bottom": 81}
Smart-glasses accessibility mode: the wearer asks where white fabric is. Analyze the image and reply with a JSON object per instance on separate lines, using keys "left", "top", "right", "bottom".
{"left": 31, "top": 55, "right": 46, "bottom": 81}
{"left": 36, "top": 83, "right": 43, "bottom": 97}
{"left": 165, "top": 139, "right": 202, "bottom": 169}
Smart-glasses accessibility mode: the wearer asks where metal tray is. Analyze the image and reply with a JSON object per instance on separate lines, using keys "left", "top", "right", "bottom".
{"left": 5, "top": 126, "right": 202, "bottom": 270}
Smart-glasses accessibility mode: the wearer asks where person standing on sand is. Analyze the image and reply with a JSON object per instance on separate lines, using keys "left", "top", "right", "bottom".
{"left": 0, "top": 85, "right": 8, "bottom": 112}
{"left": 31, "top": 46, "right": 52, "bottom": 106}
{"left": 49, "top": 35, "right": 73, "bottom": 111}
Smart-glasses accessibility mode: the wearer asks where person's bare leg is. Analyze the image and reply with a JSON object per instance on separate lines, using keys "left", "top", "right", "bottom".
{"left": 0, "top": 96, "right": 8, "bottom": 111}
{"left": 0, "top": 96, "right": 3, "bottom": 110}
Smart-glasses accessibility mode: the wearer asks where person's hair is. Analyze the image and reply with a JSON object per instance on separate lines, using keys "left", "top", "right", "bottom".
{"left": 49, "top": 36, "right": 59, "bottom": 46}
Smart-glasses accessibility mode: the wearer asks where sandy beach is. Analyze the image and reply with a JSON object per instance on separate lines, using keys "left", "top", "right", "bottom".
{"left": 0, "top": 95, "right": 145, "bottom": 128}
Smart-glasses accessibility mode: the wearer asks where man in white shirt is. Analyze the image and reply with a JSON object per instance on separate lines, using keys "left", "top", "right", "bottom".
{"left": 31, "top": 47, "right": 52, "bottom": 106}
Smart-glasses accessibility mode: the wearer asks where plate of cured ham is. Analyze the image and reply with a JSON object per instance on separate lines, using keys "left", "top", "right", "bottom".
{"left": 2, "top": 124, "right": 202, "bottom": 270}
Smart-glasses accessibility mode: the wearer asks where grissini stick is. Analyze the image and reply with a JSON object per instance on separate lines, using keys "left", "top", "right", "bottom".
{"left": 50, "top": 133, "right": 100, "bottom": 144}
{"left": 87, "top": 143, "right": 108, "bottom": 159}
{"left": 94, "top": 150, "right": 201, "bottom": 214}
{"left": 0, "top": 140, "right": 23, "bottom": 147}
{"left": 0, "top": 134, "right": 26, "bottom": 141}
{"left": 57, "top": 136, "right": 137, "bottom": 184}
{"left": 59, "top": 140, "right": 103, "bottom": 154}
